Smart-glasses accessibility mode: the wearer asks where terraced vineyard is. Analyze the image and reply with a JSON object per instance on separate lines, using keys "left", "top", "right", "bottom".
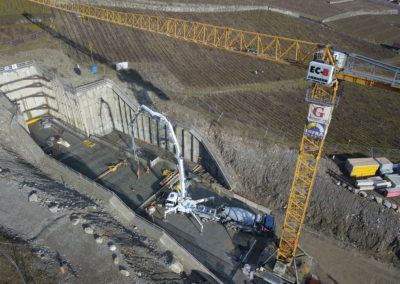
{"left": 0, "top": 24, "right": 38, "bottom": 42}
{"left": 154, "top": 0, "right": 390, "bottom": 19}
{"left": 264, "top": 0, "right": 392, "bottom": 19}
{"left": 328, "top": 15, "right": 400, "bottom": 45}
{"left": 0, "top": 0, "right": 51, "bottom": 24}
{"left": 49, "top": 6, "right": 400, "bottom": 151}
{"left": 53, "top": 11, "right": 296, "bottom": 90}
{"left": 181, "top": 80, "right": 400, "bottom": 150}
{"left": 115, "top": 0, "right": 390, "bottom": 20}
{"left": 53, "top": 8, "right": 394, "bottom": 90}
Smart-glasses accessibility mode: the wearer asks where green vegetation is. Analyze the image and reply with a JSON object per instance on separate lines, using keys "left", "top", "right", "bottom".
{"left": 0, "top": 233, "right": 55, "bottom": 284}
{"left": 0, "top": 0, "right": 51, "bottom": 16}
{"left": 0, "top": 0, "right": 51, "bottom": 24}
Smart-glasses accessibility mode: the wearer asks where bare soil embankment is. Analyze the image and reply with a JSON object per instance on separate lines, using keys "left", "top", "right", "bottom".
{"left": 205, "top": 124, "right": 400, "bottom": 266}
{"left": 156, "top": 93, "right": 400, "bottom": 283}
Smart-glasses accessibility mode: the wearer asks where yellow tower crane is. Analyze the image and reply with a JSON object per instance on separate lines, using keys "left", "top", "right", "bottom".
{"left": 27, "top": 0, "right": 400, "bottom": 271}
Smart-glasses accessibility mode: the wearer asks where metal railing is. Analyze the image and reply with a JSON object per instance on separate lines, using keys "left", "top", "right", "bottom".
{"left": 0, "top": 60, "right": 76, "bottom": 93}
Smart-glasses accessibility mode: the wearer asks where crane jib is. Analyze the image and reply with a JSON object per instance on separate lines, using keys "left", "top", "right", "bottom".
{"left": 27, "top": 0, "right": 400, "bottom": 92}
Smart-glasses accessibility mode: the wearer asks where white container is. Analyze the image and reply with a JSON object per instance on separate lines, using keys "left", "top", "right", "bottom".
{"left": 384, "top": 174, "right": 400, "bottom": 188}
{"left": 358, "top": 185, "right": 375, "bottom": 191}
{"left": 356, "top": 179, "right": 374, "bottom": 187}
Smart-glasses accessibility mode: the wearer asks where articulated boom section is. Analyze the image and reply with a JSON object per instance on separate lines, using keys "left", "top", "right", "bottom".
{"left": 130, "top": 105, "right": 187, "bottom": 198}
{"left": 28, "top": 0, "right": 320, "bottom": 67}
{"left": 130, "top": 105, "right": 214, "bottom": 232}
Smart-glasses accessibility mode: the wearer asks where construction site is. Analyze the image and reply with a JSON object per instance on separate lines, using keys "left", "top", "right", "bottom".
{"left": 0, "top": 0, "right": 400, "bottom": 283}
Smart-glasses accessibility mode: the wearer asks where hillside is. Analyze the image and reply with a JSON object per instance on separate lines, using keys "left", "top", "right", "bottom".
{"left": 328, "top": 14, "right": 400, "bottom": 45}
{"left": 51, "top": 8, "right": 396, "bottom": 89}
{"left": 46, "top": 7, "right": 400, "bottom": 151}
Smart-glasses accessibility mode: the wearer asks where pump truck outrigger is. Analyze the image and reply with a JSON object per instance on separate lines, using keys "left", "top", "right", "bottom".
{"left": 130, "top": 105, "right": 275, "bottom": 235}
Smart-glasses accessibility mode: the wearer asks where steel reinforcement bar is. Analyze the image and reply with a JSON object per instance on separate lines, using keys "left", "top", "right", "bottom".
{"left": 27, "top": 0, "right": 321, "bottom": 67}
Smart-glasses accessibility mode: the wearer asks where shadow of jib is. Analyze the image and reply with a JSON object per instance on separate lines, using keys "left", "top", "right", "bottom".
{"left": 117, "top": 69, "right": 170, "bottom": 102}
{"left": 22, "top": 12, "right": 170, "bottom": 102}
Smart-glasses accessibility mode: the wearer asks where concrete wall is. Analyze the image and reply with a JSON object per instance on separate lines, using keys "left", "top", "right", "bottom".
{"left": 323, "top": 9, "right": 399, "bottom": 23}
{"left": 0, "top": 92, "right": 221, "bottom": 284}
{"left": 0, "top": 61, "right": 233, "bottom": 189}
{"left": 328, "top": 0, "right": 354, "bottom": 4}
{"left": 69, "top": 0, "right": 300, "bottom": 17}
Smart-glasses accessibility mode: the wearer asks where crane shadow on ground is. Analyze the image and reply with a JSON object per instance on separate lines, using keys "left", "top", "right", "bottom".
{"left": 22, "top": 13, "right": 170, "bottom": 102}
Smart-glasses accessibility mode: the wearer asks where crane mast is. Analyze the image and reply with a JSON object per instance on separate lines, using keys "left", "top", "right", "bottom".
{"left": 276, "top": 47, "right": 341, "bottom": 269}
{"left": 27, "top": 0, "right": 400, "bottom": 271}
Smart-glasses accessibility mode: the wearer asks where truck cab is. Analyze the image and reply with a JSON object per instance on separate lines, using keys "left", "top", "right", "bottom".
{"left": 165, "top": 191, "right": 179, "bottom": 209}
{"left": 261, "top": 214, "right": 275, "bottom": 234}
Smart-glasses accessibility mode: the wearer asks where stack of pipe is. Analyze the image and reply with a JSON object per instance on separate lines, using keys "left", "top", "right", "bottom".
{"left": 356, "top": 176, "right": 392, "bottom": 191}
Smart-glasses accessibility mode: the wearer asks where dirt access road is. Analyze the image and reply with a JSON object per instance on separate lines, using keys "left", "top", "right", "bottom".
{"left": 301, "top": 230, "right": 400, "bottom": 284}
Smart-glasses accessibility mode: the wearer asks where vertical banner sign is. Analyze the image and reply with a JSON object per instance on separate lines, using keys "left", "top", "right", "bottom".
{"left": 304, "top": 104, "right": 332, "bottom": 140}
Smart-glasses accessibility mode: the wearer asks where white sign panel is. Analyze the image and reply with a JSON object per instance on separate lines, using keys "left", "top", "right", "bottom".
{"left": 306, "top": 61, "right": 335, "bottom": 85}
{"left": 116, "top": 62, "right": 129, "bottom": 71}
{"left": 307, "top": 104, "right": 332, "bottom": 124}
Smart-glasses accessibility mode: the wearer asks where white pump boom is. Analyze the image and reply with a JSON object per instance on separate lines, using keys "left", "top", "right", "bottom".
{"left": 131, "top": 105, "right": 188, "bottom": 199}
{"left": 130, "top": 105, "right": 214, "bottom": 232}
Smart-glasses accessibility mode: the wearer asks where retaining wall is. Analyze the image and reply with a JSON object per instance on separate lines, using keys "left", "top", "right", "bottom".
{"left": 71, "top": 0, "right": 300, "bottom": 17}
{"left": 323, "top": 9, "right": 399, "bottom": 23}
{"left": 0, "top": 61, "right": 234, "bottom": 189}
{"left": 0, "top": 93, "right": 221, "bottom": 283}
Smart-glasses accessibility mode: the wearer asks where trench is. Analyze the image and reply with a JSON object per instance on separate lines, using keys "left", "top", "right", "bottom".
{"left": 0, "top": 61, "right": 232, "bottom": 190}
{"left": 0, "top": 61, "right": 269, "bottom": 283}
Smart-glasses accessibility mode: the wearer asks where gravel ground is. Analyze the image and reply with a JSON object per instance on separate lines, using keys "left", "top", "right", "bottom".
{"left": 0, "top": 146, "right": 189, "bottom": 283}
